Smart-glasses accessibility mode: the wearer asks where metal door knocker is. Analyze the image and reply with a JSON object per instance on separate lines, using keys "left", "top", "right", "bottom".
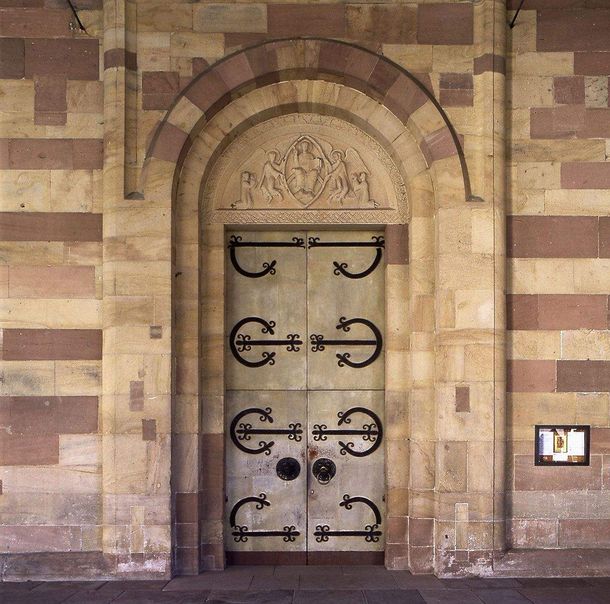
{"left": 312, "top": 458, "right": 336, "bottom": 484}
{"left": 276, "top": 457, "right": 301, "bottom": 481}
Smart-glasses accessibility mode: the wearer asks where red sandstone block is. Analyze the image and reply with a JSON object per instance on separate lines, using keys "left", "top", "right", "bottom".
{"left": 35, "top": 111, "right": 67, "bottom": 126}
{"left": 417, "top": 4, "right": 473, "bottom": 45}
{"left": 507, "top": 216, "right": 598, "bottom": 258}
{"left": 0, "top": 38, "right": 25, "bottom": 79}
{"left": 215, "top": 53, "right": 255, "bottom": 91}
{"left": 409, "top": 518, "right": 434, "bottom": 547}
{"left": 0, "top": 396, "right": 98, "bottom": 434}
{"left": 553, "top": 76, "right": 585, "bottom": 105}
{"left": 368, "top": 60, "right": 400, "bottom": 96}
{"left": 148, "top": 122, "right": 189, "bottom": 163}
{"left": 507, "top": 294, "right": 539, "bottom": 330}
{"left": 507, "top": 360, "right": 556, "bottom": 392}
{"left": 0, "top": 212, "right": 102, "bottom": 241}
{"left": 175, "top": 493, "right": 198, "bottom": 524}
{"left": 142, "top": 419, "right": 157, "bottom": 441}
{"left": 538, "top": 294, "right": 608, "bottom": 330}
{"left": 4, "top": 139, "right": 103, "bottom": 170}
{"left": 455, "top": 386, "right": 470, "bottom": 413}
{"left": 559, "top": 519, "right": 610, "bottom": 547}
{"left": 34, "top": 75, "right": 67, "bottom": 112}
{"left": 0, "top": 8, "right": 72, "bottom": 37}
{"left": 440, "top": 73, "right": 473, "bottom": 90}
{"left": 537, "top": 9, "right": 610, "bottom": 52}
{"left": 514, "top": 454, "right": 602, "bottom": 490}
{"left": 420, "top": 128, "right": 461, "bottom": 165}
{"left": 575, "top": 52, "right": 610, "bottom": 75}
{"left": 530, "top": 107, "right": 610, "bottom": 139}
{"left": 439, "top": 89, "right": 473, "bottom": 107}
{"left": 561, "top": 163, "right": 610, "bottom": 189}
{"left": 72, "top": 139, "right": 103, "bottom": 170}
{"left": 8, "top": 266, "right": 96, "bottom": 298}
{"left": 1, "top": 329, "right": 102, "bottom": 361}
{"left": 103, "top": 48, "right": 137, "bottom": 71}
{"left": 225, "top": 34, "right": 266, "bottom": 51}
{"left": 598, "top": 217, "right": 610, "bottom": 258}
{"left": 142, "top": 71, "right": 180, "bottom": 95}
{"left": 7, "top": 139, "right": 71, "bottom": 170}
{"left": 473, "top": 53, "right": 506, "bottom": 75}
{"left": 129, "top": 381, "right": 144, "bottom": 411}
{"left": 0, "top": 434, "right": 59, "bottom": 465}
{"left": 185, "top": 71, "right": 229, "bottom": 113}
{"left": 386, "top": 516, "right": 407, "bottom": 544}
{"left": 385, "top": 224, "right": 409, "bottom": 265}
{"left": 591, "top": 428, "right": 610, "bottom": 454}
{"left": 25, "top": 38, "right": 99, "bottom": 80}
{"left": 267, "top": 5, "right": 346, "bottom": 37}
{"left": 557, "top": 360, "right": 610, "bottom": 392}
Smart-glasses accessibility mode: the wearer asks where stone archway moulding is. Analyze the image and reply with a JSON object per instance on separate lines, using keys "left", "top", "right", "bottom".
{"left": 141, "top": 37, "right": 473, "bottom": 203}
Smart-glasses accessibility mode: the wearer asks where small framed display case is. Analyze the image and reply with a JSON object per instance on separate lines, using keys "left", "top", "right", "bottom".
{"left": 535, "top": 425, "right": 590, "bottom": 466}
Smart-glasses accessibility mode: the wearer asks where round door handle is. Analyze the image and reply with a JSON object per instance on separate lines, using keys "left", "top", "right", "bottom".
{"left": 312, "top": 458, "right": 336, "bottom": 484}
{"left": 276, "top": 457, "right": 301, "bottom": 481}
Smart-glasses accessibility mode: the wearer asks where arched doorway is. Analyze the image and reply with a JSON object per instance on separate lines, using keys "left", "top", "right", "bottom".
{"left": 139, "top": 38, "right": 504, "bottom": 577}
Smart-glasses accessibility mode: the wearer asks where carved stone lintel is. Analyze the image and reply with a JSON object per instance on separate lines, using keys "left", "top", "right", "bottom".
{"left": 203, "top": 114, "right": 409, "bottom": 225}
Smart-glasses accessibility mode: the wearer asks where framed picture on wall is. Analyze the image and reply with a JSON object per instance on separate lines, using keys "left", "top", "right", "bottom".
{"left": 534, "top": 425, "right": 590, "bottom": 466}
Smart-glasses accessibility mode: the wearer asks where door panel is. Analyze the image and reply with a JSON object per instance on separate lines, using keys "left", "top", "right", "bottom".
{"left": 226, "top": 390, "right": 307, "bottom": 553}
{"left": 226, "top": 231, "right": 307, "bottom": 391}
{"left": 307, "top": 231, "right": 385, "bottom": 391}
{"left": 307, "top": 390, "right": 385, "bottom": 553}
{"left": 225, "top": 229, "right": 386, "bottom": 561}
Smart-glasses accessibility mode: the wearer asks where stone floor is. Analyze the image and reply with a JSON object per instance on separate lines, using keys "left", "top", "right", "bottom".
{"left": 1, "top": 566, "right": 609, "bottom": 603}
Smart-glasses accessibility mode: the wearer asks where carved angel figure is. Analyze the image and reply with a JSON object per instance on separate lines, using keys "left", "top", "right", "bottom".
{"left": 327, "top": 150, "right": 350, "bottom": 205}
{"left": 259, "top": 150, "right": 285, "bottom": 204}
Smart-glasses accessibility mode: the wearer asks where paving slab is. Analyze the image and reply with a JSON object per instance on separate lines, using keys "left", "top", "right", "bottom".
{"left": 517, "top": 587, "right": 606, "bottom": 604}
{"left": 418, "top": 589, "right": 484, "bottom": 604}
{"left": 364, "top": 589, "right": 426, "bottom": 603}
{"left": 473, "top": 588, "right": 533, "bottom": 604}
{"left": 206, "top": 590, "right": 293, "bottom": 604}
{"left": 293, "top": 589, "right": 366, "bottom": 604}
{"left": 114, "top": 591, "right": 208, "bottom": 603}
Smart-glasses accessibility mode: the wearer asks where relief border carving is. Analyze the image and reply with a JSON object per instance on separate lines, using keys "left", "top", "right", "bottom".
{"left": 202, "top": 114, "right": 409, "bottom": 225}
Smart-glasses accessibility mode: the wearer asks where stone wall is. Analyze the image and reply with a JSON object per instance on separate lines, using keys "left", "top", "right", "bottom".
{"left": 506, "top": 1, "right": 610, "bottom": 550}
{"left": 0, "top": 0, "right": 608, "bottom": 580}
{"left": 0, "top": 2, "right": 104, "bottom": 560}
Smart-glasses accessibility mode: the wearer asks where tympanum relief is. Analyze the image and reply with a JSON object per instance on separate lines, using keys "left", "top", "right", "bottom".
{"left": 203, "top": 114, "right": 408, "bottom": 224}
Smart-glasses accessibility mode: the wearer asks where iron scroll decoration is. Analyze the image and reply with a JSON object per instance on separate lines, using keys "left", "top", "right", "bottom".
{"left": 314, "top": 494, "right": 382, "bottom": 543}
{"left": 228, "top": 235, "right": 305, "bottom": 278}
{"left": 229, "top": 407, "right": 303, "bottom": 455}
{"left": 310, "top": 317, "right": 382, "bottom": 368}
{"left": 230, "top": 494, "right": 300, "bottom": 542}
{"left": 312, "top": 406, "right": 383, "bottom": 457}
{"left": 308, "top": 235, "right": 385, "bottom": 279}
{"left": 230, "top": 317, "right": 303, "bottom": 368}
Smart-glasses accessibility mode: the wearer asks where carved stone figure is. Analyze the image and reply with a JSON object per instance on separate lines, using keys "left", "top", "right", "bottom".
{"left": 259, "top": 151, "right": 285, "bottom": 204}
{"left": 240, "top": 171, "right": 256, "bottom": 208}
{"left": 327, "top": 150, "right": 350, "bottom": 205}
{"left": 286, "top": 138, "right": 324, "bottom": 203}
{"left": 352, "top": 171, "right": 374, "bottom": 207}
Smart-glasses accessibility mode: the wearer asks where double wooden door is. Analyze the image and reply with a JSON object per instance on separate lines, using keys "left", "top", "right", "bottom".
{"left": 225, "top": 230, "right": 385, "bottom": 564}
